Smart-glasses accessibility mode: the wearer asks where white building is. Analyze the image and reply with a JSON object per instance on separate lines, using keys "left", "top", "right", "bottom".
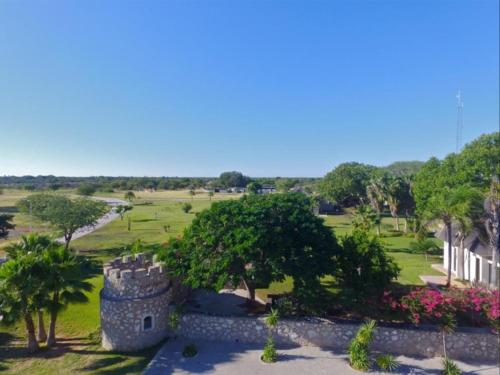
{"left": 437, "top": 226, "right": 499, "bottom": 287}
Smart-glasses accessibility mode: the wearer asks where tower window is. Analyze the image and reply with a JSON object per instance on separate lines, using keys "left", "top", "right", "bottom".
{"left": 143, "top": 315, "right": 153, "bottom": 331}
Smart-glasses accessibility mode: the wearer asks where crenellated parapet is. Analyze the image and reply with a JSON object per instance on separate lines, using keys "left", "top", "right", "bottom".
{"left": 102, "top": 253, "right": 170, "bottom": 300}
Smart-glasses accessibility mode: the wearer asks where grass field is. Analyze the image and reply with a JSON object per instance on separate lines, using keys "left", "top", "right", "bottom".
{"left": 0, "top": 189, "right": 242, "bottom": 374}
{"left": 0, "top": 188, "right": 443, "bottom": 374}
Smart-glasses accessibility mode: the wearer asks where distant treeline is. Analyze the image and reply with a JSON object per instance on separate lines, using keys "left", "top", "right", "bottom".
{"left": 0, "top": 174, "right": 318, "bottom": 192}
{"left": 0, "top": 161, "right": 424, "bottom": 193}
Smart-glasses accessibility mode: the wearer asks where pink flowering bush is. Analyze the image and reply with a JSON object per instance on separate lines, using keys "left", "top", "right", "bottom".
{"left": 451, "top": 288, "right": 500, "bottom": 331}
{"left": 393, "top": 287, "right": 499, "bottom": 332}
{"left": 400, "top": 288, "right": 456, "bottom": 327}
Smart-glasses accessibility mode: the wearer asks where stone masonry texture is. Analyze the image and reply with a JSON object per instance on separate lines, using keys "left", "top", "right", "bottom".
{"left": 176, "top": 312, "right": 499, "bottom": 361}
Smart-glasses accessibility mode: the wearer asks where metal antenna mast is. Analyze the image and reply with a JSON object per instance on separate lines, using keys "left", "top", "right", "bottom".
{"left": 456, "top": 90, "right": 464, "bottom": 152}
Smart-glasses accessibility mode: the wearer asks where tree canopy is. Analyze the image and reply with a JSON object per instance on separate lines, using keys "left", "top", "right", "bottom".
{"left": 217, "top": 171, "right": 251, "bottom": 188}
{"left": 17, "top": 194, "right": 107, "bottom": 249}
{"left": 159, "top": 193, "right": 341, "bottom": 303}
{"left": 336, "top": 230, "right": 400, "bottom": 296}
{"left": 76, "top": 184, "right": 97, "bottom": 196}
{"left": 319, "top": 162, "right": 377, "bottom": 206}
{"left": 382, "top": 161, "right": 424, "bottom": 177}
{"left": 413, "top": 132, "right": 499, "bottom": 217}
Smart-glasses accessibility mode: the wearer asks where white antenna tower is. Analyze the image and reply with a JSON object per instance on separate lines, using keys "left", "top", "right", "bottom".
{"left": 456, "top": 90, "right": 464, "bottom": 152}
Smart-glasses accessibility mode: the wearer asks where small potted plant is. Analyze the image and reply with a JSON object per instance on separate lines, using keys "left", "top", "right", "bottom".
{"left": 261, "top": 308, "right": 279, "bottom": 363}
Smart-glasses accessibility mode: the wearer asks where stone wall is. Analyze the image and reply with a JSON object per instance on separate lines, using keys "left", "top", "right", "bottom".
{"left": 176, "top": 312, "right": 499, "bottom": 361}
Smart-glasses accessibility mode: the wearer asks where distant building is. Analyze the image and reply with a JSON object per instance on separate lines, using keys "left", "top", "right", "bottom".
{"left": 314, "top": 200, "right": 342, "bottom": 215}
{"left": 437, "top": 226, "right": 499, "bottom": 287}
{"left": 227, "top": 187, "right": 246, "bottom": 193}
{"left": 259, "top": 185, "right": 276, "bottom": 194}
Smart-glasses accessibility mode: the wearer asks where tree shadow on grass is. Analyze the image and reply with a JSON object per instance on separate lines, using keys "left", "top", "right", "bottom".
{"left": 0, "top": 206, "right": 19, "bottom": 213}
{"left": 82, "top": 343, "right": 161, "bottom": 374}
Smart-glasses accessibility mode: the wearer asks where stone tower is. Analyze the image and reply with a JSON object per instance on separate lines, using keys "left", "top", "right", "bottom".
{"left": 100, "top": 253, "right": 173, "bottom": 351}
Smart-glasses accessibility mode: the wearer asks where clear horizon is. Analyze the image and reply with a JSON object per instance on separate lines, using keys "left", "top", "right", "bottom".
{"left": 1, "top": 0, "right": 498, "bottom": 177}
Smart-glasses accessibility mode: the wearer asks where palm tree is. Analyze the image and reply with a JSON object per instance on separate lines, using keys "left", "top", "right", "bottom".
{"left": 409, "top": 238, "right": 440, "bottom": 262}
{"left": 455, "top": 215, "right": 478, "bottom": 280}
{"left": 386, "top": 178, "right": 403, "bottom": 231}
{"left": 366, "top": 177, "right": 387, "bottom": 215}
{"left": 5, "top": 233, "right": 53, "bottom": 258}
{"left": 42, "top": 246, "right": 93, "bottom": 346}
{"left": 5, "top": 233, "right": 56, "bottom": 342}
{"left": 352, "top": 205, "right": 377, "bottom": 233}
{"left": 424, "top": 186, "right": 483, "bottom": 287}
{"left": 484, "top": 179, "right": 499, "bottom": 289}
{"left": 0, "top": 255, "right": 45, "bottom": 352}
{"left": 124, "top": 191, "right": 136, "bottom": 203}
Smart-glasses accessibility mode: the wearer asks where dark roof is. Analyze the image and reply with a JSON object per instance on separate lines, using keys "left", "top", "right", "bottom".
{"left": 436, "top": 225, "right": 490, "bottom": 257}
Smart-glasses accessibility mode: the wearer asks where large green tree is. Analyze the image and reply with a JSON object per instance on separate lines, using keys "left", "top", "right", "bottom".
{"left": 17, "top": 194, "right": 107, "bottom": 250}
{"left": 414, "top": 132, "right": 499, "bottom": 216}
{"left": 218, "top": 171, "right": 251, "bottom": 188}
{"left": 336, "top": 230, "right": 400, "bottom": 296}
{"left": 456, "top": 132, "right": 499, "bottom": 188}
{"left": 320, "top": 162, "right": 377, "bottom": 206}
{"left": 160, "top": 193, "right": 340, "bottom": 303}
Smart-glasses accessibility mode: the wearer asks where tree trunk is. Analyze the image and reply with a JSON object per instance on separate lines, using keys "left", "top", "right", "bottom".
{"left": 446, "top": 222, "right": 452, "bottom": 288}
{"left": 442, "top": 330, "right": 447, "bottom": 359}
{"left": 468, "top": 249, "right": 472, "bottom": 284}
{"left": 491, "top": 245, "right": 499, "bottom": 290}
{"left": 64, "top": 233, "right": 72, "bottom": 251}
{"left": 457, "top": 237, "right": 465, "bottom": 280}
{"left": 395, "top": 216, "right": 400, "bottom": 231}
{"left": 46, "top": 293, "right": 59, "bottom": 347}
{"left": 404, "top": 217, "right": 408, "bottom": 234}
{"left": 24, "top": 313, "right": 39, "bottom": 353}
{"left": 241, "top": 278, "right": 256, "bottom": 302}
{"left": 37, "top": 310, "right": 47, "bottom": 342}
{"left": 376, "top": 224, "right": 381, "bottom": 236}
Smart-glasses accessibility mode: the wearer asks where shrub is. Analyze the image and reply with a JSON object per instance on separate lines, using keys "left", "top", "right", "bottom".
{"left": 265, "top": 308, "right": 279, "bottom": 329}
{"left": 182, "top": 344, "right": 197, "bottom": 358}
{"left": 400, "top": 287, "right": 500, "bottom": 332}
{"left": 441, "top": 358, "right": 462, "bottom": 375}
{"left": 401, "top": 288, "right": 456, "bottom": 326}
{"left": 261, "top": 336, "right": 278, "bottom": 363}
{"left": 336, "top": 230, "right": 400, "bottom": 296}
{"left": 169, "top": 306, "right": 182, "bottom": 331}
{"left": 451, "top": 288, "right": 500, "bottom": 331}
{"left": 181, "top": 202, "right": 192, "bottom": 213}
{"left": 348, "top": 320, "right": 376, "bottom": 371}
{"left": 376, "top": 354, "right": 399, "bottom": 372}
{"left": 348, "top": 340, "right": 370, "bottom": 371}
{"left": 77, "top": 183, "right": 97, "bottom": 196}
{"left": 273, "top": 295, "right": 296, "bottom": 316}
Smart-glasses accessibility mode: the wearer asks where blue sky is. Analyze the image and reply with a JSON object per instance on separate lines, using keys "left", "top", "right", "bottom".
{"left": 0, "top": 0, "right": 498, "bottom": 177}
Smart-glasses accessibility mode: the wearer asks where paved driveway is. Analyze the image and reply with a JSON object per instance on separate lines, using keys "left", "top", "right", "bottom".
{"left": 144, "top": 339, "right": 499, "bottom": 375}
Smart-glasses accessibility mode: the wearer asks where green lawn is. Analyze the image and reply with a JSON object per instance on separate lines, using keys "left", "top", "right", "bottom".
{"left": 257, "top": 212, "right": 444, "bottom": 298}
{"left": 0, "top": 189, "right": 240, "bottom": 375}
{"left": 0, "top": 189, "right": 443, "bottom": 374}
